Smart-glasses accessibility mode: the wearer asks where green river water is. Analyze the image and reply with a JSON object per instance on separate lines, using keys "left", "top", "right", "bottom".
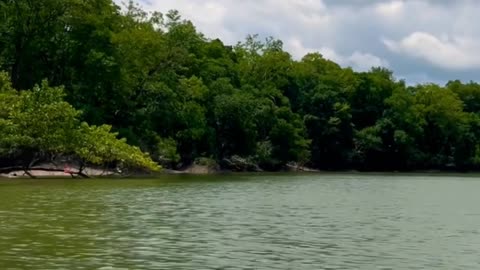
{"left": 0, "top": 173, "right": 479, "bottom": 269}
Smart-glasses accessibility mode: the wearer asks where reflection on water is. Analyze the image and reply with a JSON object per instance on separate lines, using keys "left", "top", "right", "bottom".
{"left": 1, "top": 174, "right": 480, "bottom": 269}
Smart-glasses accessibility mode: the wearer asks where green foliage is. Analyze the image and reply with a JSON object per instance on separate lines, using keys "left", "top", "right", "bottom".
{"left": 155, "top": 137, "right": 180, "bottom": 165}
{"left": 0, "top": 72, "right": 159, "bottom": 172}
{"left": 254, "top": 141, "right": 274, "bottom": 165}
{"left": 2, "top": 1, "right": 480, "bottom": 172}
{"left": 76, "top": 124, "right": 159, "bottom": 172}
{"left": 194, "top": 157, "right": 218, "bottom": 169}
{"left": 0, "top": 77, "right": 80, "bottom": 158}
{"left": 474, "top": 145, "right": 480, "bottom": 165}
{"left": 213, "top": 92, "right": 259, "bottom": 158}
{"left": 269, "top": 108, "right": 311, "bottom": 165}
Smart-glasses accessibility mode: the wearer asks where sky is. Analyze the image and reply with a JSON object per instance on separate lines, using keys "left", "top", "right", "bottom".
{"left": 134, "top": 0, "right": 480, "bottom": 85}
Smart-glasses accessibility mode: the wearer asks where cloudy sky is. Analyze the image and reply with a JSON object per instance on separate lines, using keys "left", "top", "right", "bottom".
{"left": 135, "top": 0, "right": 479, "bottom": 85}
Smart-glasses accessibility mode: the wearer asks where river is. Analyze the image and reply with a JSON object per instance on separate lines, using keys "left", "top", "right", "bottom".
{"left": 0, "top": 173, "right": 479, "bottom": 269}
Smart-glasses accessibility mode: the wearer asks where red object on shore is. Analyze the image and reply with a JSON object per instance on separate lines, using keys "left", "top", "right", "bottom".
{"left": 64, "top": 165, "right": 72, "bottom": 174}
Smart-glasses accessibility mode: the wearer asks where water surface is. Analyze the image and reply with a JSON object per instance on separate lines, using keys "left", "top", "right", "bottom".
{"left": 1, "top": 173, "right": 479, "bottom": 269}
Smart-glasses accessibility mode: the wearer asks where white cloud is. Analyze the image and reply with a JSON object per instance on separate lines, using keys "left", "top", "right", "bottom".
{"left": 128, "top": 0, "right": 480, "bottom": 83}
{"left": 348, "top": 51, "right": 389, "bottom": 71}
{"left": 374, "top": 1, "right": 404, "bottom": 17}
{"left": 396, "top": 72, "right": 442, "bottom": 86}
{"left": 288, "top": 38, "right": 388, "bottom": 71}
{"left": 384, "top": 32, "right": 480, "bottom": 70}
{"left": 134, "top": 0, "right": 332, "bottom": 45}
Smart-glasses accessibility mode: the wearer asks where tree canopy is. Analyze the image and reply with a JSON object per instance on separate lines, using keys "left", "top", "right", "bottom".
{"left": 1, "top": 0, "right": 479, "bottom": 172}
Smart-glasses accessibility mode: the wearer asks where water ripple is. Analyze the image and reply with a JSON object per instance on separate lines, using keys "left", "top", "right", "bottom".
{"left": 0, "top": 174, "right": 480, "bottom": 269}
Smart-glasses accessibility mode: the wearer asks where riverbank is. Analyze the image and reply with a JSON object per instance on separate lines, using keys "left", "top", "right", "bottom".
{"left": 0, "top": 162, "right": 321, "bottom": 178}
{"left": 2, "top": 162, "right": 479, "bottom": 179}
{"left": 0, "top": 169, "right": 114, "bottom": 178}
{"left": 0, "top": 163, "right": 115, "bottom": 179}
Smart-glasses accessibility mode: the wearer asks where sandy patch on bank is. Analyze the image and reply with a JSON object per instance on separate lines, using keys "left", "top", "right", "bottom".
{"left": 0, "top": 165, "right": 114, "bottom": 178}
{"left": 182, "top": 164, "right": 215, "bottom": 174}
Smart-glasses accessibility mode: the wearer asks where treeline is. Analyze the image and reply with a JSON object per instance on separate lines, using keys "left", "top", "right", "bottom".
{"left": 1, "top": 0, "right": 479, "bottom": 172}
{"left": 0, "top": 73, "right": 159, "bottom": 174}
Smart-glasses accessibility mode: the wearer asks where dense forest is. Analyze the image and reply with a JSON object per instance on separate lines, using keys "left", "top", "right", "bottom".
{"left": 1, "top": 0, "right": 479, "bottom": 174}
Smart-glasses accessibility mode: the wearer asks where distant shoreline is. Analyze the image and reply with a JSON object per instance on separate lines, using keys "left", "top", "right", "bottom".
{"left": 2, "top": 163, "right": 479, "bottom": 179}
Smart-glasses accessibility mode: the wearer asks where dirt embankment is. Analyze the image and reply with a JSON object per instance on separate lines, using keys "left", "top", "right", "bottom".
{"left": 0, "top": 163, "right": 114, "bottom": 178}
{"left": 1, "top": 161, "right": 321, "bottom": 178}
